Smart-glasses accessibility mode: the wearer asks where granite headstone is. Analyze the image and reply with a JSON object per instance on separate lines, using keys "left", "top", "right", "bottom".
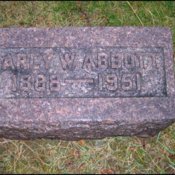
{"left": 0, "top": 27, "right": 174, "bottom": 140}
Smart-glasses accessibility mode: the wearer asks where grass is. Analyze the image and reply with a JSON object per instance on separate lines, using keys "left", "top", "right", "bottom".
{"left": 0, "top": 1, "right": 175, "bottom": 174}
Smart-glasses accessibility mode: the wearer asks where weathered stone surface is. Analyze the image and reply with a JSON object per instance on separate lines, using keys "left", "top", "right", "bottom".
{"left": 0, "top": 27, "right": 174, "bottom": 140}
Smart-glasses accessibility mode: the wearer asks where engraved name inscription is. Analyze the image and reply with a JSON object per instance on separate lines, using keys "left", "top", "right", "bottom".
{"left": 0, "top": 47, "right": 166, "bottom": 98}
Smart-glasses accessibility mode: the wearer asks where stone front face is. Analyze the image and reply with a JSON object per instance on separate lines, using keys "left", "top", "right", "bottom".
{"left": 0, "top": 47, "right": 167, "bottom": 98}
{"left": 0, "top": 27, "right": 174, "bottom": 140}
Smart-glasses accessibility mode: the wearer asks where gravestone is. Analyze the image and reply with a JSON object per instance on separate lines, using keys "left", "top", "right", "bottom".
{"left": 0, "top": 27, "right": 174, "bottom": 140}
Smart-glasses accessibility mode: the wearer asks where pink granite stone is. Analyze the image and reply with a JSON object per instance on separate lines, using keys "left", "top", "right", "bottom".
{"left": 0, "top": 27, "right": 174, "bottom": 140}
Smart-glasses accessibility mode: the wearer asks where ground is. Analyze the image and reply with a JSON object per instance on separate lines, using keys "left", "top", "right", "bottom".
{"left": 0, "top": 1, "right": 175, "bottom": 174}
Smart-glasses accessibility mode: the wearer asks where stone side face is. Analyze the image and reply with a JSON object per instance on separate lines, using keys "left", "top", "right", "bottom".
{"left": 0, "top": 27, "right": 174, "bottom": 140}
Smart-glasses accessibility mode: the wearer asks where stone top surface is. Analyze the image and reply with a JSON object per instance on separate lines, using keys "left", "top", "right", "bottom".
{"left": 0, "top": 27, "right": 174, "bottom": 140}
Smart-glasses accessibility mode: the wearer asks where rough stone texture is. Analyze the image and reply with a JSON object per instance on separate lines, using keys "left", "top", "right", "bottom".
{"left": 0, "top": 27, "right": 174, "bottom": 140}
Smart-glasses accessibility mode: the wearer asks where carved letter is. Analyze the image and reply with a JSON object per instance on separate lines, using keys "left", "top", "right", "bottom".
{"left": 123, "top": 54, "right": 135, "bottom": 69}
{"left": 97, "top": 52, "right": 108, "bottom": 70}
{"left": 111, "top": 53, "right": 122, "bottom": 69}
{"left": 2, "top": 56, "right": 15, "bottom": 71}
{"left": 83, "top": 55, "right": 96, "bottom": 72}
{"left": 16, "top": 53, "right": 30, "bottom": 70}
{"left": 60, "top": 52, "right": 75, "bottom": 71}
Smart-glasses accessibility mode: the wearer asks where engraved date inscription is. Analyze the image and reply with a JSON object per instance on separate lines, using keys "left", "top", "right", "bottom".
{"left": 0, "top": 47, "right": 166, "bottom": 98}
